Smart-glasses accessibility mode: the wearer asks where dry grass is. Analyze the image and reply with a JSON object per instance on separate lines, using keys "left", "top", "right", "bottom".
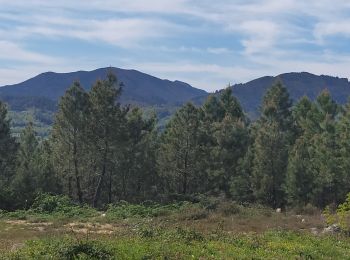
{"left": 0, "top": 203, "right": 327, "bottom": 253}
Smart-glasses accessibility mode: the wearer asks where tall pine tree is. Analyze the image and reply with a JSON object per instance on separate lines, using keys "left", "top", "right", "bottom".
{"left": 158, "top": 103, "right": 203, "bottom": 194}
{"left": 51, "top": 81, "right": 90, "bottom": 204}
{"left": 252, "top": 81, "right": 293, "bottom": 208}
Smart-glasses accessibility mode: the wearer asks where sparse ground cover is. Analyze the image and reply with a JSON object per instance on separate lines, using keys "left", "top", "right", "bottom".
{"left": 0, "top": 195, "right": 349, "bottom": 259}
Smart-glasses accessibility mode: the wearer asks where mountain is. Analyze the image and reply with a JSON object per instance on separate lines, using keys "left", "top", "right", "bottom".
{"left": 1, "top": 69, "right": 350, "bottom": 118}
{"left": 228, "top": 72, "right": 350, "bottom": 117}
{"left": 0, "top": 67, "right": 207, "bottom": 111}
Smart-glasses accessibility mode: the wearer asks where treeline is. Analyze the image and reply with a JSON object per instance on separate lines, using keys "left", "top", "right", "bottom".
{"left": 1, "top": 72, "right": 350, "bottom": 210}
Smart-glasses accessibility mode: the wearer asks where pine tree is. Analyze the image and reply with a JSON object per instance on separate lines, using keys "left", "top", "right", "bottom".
{"left": 286, "top": 96, "right": 315, "bottom": 206}
{"left": 199, "top": 88, "right": 249, "bottom": 195}
{"left": 117, "top": 108, "right": 157, "bottom": 201}
{"left": 286, "top": 91, "right": 342, "bottom": 207}
{"left": 51, "top": 81, "right": 90, "bottom": 204}
{"left": 0, "top": 101, "right": 17, "bottom": 209}
{"left": 336, "top": 98, "right": 350, "bottom": 203}
{"left": 12, "top": 122, "right": 39, "bottom": 208}
{"left": 310, "top": 91, "right": 340, "bottom": 207}
{"left": 252, "top": 81, "right": 293, "bottom": 208}
{"left": 158, "top": 103, "right": 203, "bottom": 194}
{"left": 35, "top": 140, "right": 61, "bottom": 195}
{"left": 88, "top": 72, "right": 126, "bottom": 206}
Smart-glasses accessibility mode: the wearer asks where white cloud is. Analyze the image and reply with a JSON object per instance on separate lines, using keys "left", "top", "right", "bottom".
{"left": 314, "top": 20, "right": 350, "bottom": 42}
{"left": 1, "top": 0, "right": 350, "bottom": 91}
{"left": 4, "top": 17, "right": 182, "bottom": 48}
{"left": 0, "top": 41, "right": 58, "bottom": 64}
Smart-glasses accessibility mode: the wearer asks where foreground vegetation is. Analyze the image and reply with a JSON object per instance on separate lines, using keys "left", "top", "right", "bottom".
{"left": 4, "top": 230, "right": 350, "bottom": 259}
{"left": 0, "top": 194, "right": 349, "bottom": 259}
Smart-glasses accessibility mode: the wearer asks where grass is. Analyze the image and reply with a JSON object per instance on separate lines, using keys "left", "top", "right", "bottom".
{"left": 0, "top": 195, "right": 348, "bottom": 259}
{"left": 2, "top": 229, "right": 350, "bottom": 259}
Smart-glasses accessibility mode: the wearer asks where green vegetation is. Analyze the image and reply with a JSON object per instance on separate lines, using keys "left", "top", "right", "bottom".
{"left": 4, "top": 230, "right": 350, "bottom": 259}
{"left": 325, "top": 192, "right": 350, "bottom": 233}
{"left": 8, "top": 109, "right": 53, "bottom": 138}
{"left": 2, "top": 73, "right": 350, "bottom": 211}
{"left": 0, "top": 195, "right": 348, "bottom": 259}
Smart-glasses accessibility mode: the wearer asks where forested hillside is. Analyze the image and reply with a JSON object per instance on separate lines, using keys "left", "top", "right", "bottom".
{"left": 1, "top": 72, "right": 350, "bottom": 210}
{"left": 0, "top": 67, "right": 207, "bottom": 111}
{"left": 200, "top": 72, "right": 350, "bottom": 118}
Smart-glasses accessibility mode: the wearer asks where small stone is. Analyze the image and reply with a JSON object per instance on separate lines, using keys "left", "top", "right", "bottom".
{"left": 322, "top": 224, "right": 341, "bottom": 234}
{"left": 310, "top": 228, "right": 318, "bottom": 235}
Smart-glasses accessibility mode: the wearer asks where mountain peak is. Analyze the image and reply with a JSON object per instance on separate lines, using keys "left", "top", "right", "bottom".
{"left": 0, "top": 67, "right": 207, "bottom": 110}
{"left": 230, "top": 71, "right": 350, "bottom": 117}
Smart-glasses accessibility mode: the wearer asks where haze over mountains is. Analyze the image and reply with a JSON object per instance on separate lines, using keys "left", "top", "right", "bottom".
{"left": 1, "top": 67, "right": 350, "bottom": 116}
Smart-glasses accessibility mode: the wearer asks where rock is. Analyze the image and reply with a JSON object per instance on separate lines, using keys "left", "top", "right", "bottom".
{"left": 276, "top": 208, "right": 282, "bottom": 213}
{"left": 322, "top": 224, "right": 341, "bottom": 234}
{"left": 11, "top": 243, "right": 24, "bottom": 252}
{"left": 310, "top": 228, "right": 318, "bottom": 235}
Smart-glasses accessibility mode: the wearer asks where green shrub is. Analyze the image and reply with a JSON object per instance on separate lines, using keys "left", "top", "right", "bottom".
{"left": 3, "top": 210, "right": 27, "bottom": 220}
{"left": 325, "top": 193, "right": 350, "bottom": 232}
{"left": 106, "top": 201, "right": 185, "bottom": 219}
{"left": 8, "top": 238, "right": 112, "bottom": 259}
{"left": 174, "top": 227, "right": 204, "bottom": 242}
{"left": 59, "top": 240, "right": 113, "bottom": 260}
{"left": 31, "top": 193, "right": 74, "bottom": 214}
{"left": 1, "top": 194, "right": 98, "bottom": 220}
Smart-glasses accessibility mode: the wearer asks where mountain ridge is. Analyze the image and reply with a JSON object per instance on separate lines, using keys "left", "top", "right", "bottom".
{"left": 0, "top": 67, "right": 207, "bottom": 111}
{"left": 228, "top": 72, "right": 350, "bottom": 117}
{"left": 1, "top": 68, "right": 350, "bottom": 117}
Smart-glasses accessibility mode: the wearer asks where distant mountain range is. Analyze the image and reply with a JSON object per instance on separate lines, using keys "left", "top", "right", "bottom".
{"left": 0, "top": 67, "right": 207, "bottom": 111}
{"left": 229, "top": 72, "right": 350, "bottom": 117}
{"left": 1, "top": 68, "right": 350, "bottom": 118}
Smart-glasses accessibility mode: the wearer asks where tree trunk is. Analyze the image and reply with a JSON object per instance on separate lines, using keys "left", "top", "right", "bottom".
{"left": 73, "top": 140, "right": 83, "bottom": 204}
{"left": 93, "top": 140, "right": 108, "bottom": 207}
{"left": 68, "top": 176, "right": 72, "bottom": 198}
{"left": 108, "top": 171, "right": 112, "bottom": 204}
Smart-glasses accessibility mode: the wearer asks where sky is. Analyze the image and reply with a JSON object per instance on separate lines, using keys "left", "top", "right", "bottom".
{"left": 1, "top": 0, "right": 350, "bottom": 92}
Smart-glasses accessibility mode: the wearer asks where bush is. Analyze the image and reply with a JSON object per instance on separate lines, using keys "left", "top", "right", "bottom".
{"left": 3, "top": 210, "right": 27, "bottom": 220}
{"left": 106, "top": 201, "right": 186, "bottom": 219}
{"left": 325, "top": 193, "right": 350, "bottom": 233}
{"left": 59, "top": 240, "right": 112, "bottom": 259}
{"left": 8, "top": 238, "right": 112, "bottom": 259}
{"left": 174, "top": 227, "right": 204, "bottom": 242}
{"left": 29, "top": 193, "right": 98, "bottom": 218}
{"left": 31, "top": 193, "right": 74, "bottom": 214}
{"left": 1, "top": 194, "right": 99, "bottom": 220}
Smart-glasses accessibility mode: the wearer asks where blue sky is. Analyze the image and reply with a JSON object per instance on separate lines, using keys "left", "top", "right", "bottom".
{"left": 1, "top": 0, "right": 350, "bottom": 91}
